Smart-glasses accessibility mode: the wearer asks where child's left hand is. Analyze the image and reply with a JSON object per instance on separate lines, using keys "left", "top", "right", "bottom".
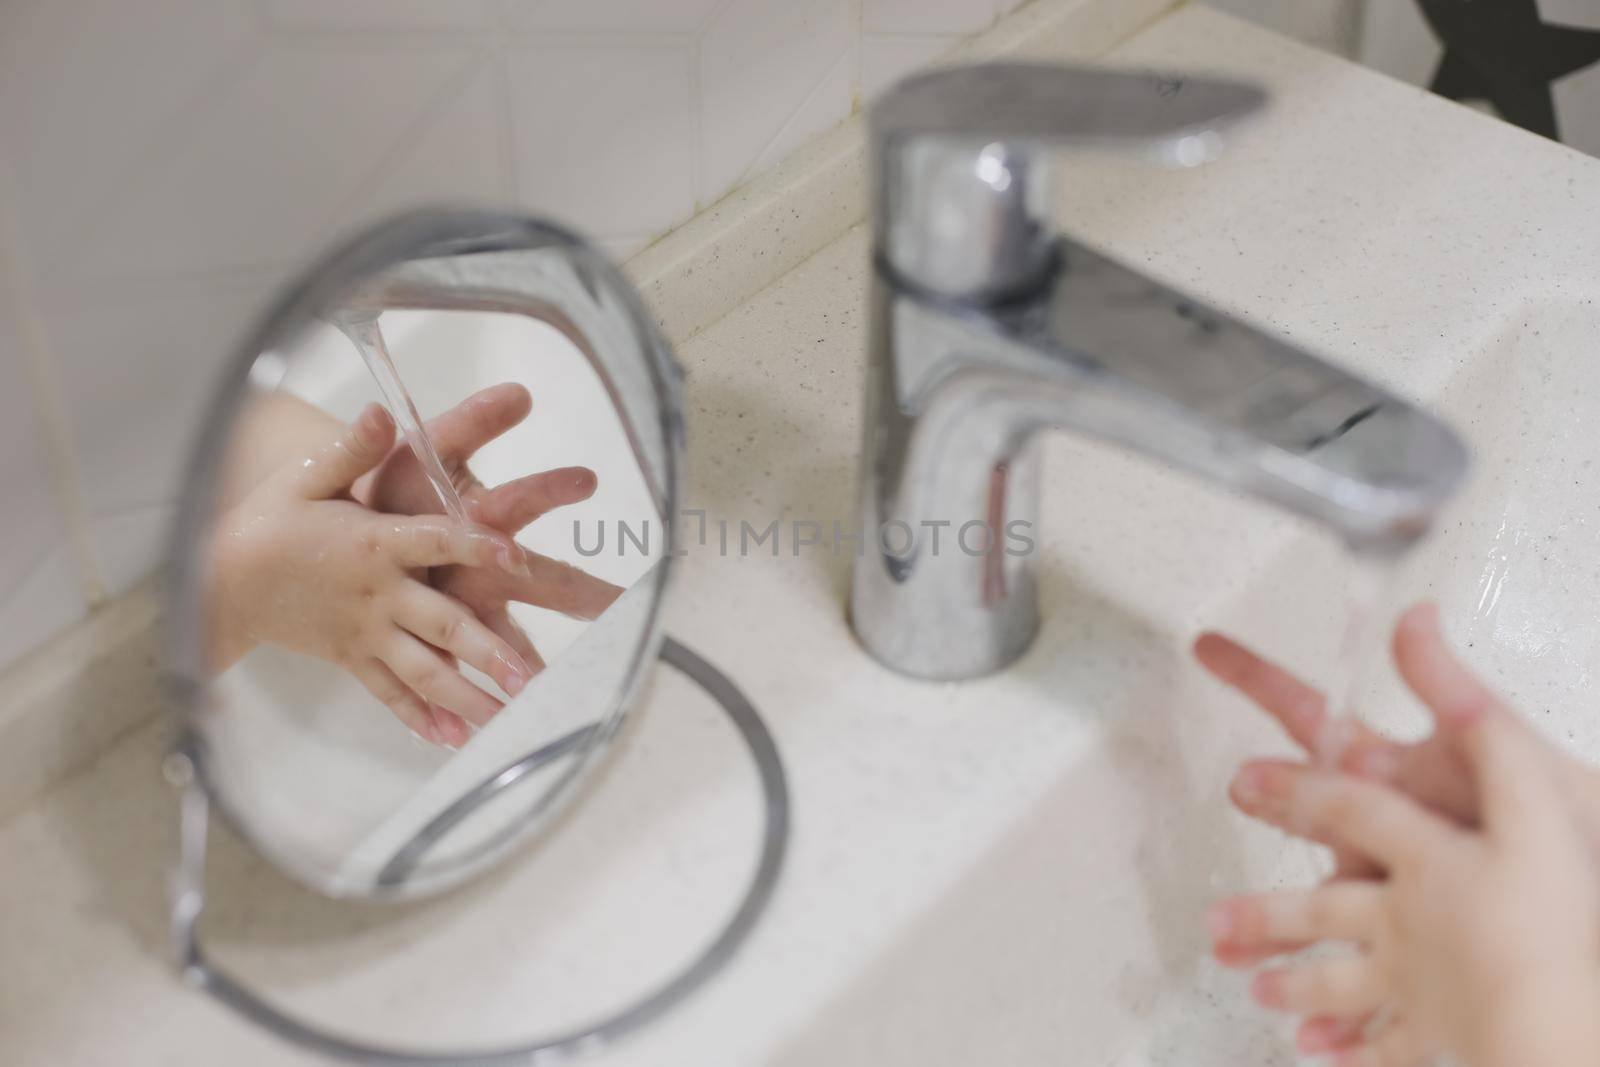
{"left": 213, "top": 403, "right": 536, "bottom": 747}
{"left": 356, "top": 383, "right": 623, "bottom": 671}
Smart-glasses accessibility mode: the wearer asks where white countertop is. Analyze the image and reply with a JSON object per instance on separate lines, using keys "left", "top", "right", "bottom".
{"left": 8, "top": 5, "right": 1600, "bottom": 1066}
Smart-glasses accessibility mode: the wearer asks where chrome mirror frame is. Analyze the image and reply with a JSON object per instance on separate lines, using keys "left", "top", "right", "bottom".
{"left": 162, "top": 210, "right": 791, "bottom": 1062}
{"left": 167, "top": 209, "right": 682, "bottom": 899}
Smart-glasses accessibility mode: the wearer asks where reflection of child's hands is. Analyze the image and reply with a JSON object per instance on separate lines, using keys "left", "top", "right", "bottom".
{"left": 356, "top": 383, "right": 623, "bottom": 669}
{"left": 1203, "top": 607, "right": 1600, "bottom": 1066}
{"left": 213, "top": 403, "right": 536, "bottom": 746}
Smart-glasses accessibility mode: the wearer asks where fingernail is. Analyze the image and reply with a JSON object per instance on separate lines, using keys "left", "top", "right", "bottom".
{"left": 505, "top": 671, "right": 526, "bottom": 696}
{"left": 1207, "top": 902, "right": 1237, "bottom": 943}
{"left": 497, "top": 543, "right": 532, "bottom": 577}
{"left": 1250, "top": 970, "right": 1286, "bottom": 1009}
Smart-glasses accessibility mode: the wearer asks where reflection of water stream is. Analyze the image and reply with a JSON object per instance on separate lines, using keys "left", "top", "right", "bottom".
{"left": 332, "top": 309, "right": 470, "bottom": 523}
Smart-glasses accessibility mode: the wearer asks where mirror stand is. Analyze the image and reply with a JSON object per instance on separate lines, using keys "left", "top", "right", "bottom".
{"left": 167, "top": 638, "right": 789, "bottom": 1067}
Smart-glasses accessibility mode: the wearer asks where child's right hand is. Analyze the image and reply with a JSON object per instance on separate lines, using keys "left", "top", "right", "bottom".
{"left": 1214, "top": 698, "right": 1600, "bottom": 1066}
{"left": 212, "top": 402, "right": 536, "bottom": 746}
{"left": 1195, "top": 605, "right": 1600, "bottom": 878}
{"left": 355, "top": 382, "right": 624, "bottom": 672}
{"left": 1200, "top": 605, "right": 1600, "bottom": 1065}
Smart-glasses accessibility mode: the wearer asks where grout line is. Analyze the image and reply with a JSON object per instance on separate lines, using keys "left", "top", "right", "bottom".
{"left": 852, "top": 0, "right": 865, "bottom": 114}
{"left": 0, "top": 181, "right": 107, "bottom": 606}
{"left": 53, "top": 34, "right": 263, "bottom": 277}
{"left": 313, "top": 50, "right": 491, "bottom": 236}
{"left": 492, "top": 43, "right": 521, "bottom": 205}
{"left": 735, "top": 44, "right": 856, "bottom": 189}
{"left": 695, "top": 0, "right": 740, "bottom": 37}
{"left": 689, "top": 33, "right": 706, "bottom": 210}
{"left": 690, "top": 0, "right": 740, "bottom": 209}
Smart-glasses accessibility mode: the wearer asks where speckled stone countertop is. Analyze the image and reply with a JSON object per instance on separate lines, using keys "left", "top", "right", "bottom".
{"left": 8, "top": 6, "right": 1600, "bottom": 1066}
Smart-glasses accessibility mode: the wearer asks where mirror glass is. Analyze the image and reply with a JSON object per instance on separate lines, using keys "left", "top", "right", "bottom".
{"left": 171, "top": 214, "right": 680, "bottom": 898}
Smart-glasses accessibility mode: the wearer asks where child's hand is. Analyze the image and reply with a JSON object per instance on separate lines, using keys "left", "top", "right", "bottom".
{"left": 213, "top": 402, "right": 537, "bottom": 747}
{"left": 1195, "top": 605, "right": 1600, "bottom": 878}
{"left": 1211, "top": 707, "right": 1600, "bottom": 1066}
{"left": 355, "top": 383, "right": 623, "bottom": 670}
{"left": 1200, "top": 606, "right": 1600, "bottom": 1066}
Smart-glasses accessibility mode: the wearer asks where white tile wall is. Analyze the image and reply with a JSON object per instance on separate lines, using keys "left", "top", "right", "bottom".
{"left": 0, "top": 0, "right": 1517, "bottom": 670}
{"left": 1206, "top": 0, "right": 1362, "bottom": 57}
{"left": 1556, "top": 59, "right": 1600, "bottom": 154}
{"left": 861, "top": 34, "right": 964, "bottom": 99}
{"left": 507, "top": 41, "right": 696, "bottom": 235}
{"left": 0, "top": 224, "right": 90, "bottom": 670}
{"left": 700, "top": 0, "right": 856, "bottom": 197}
{"left": 0, "top": 0, "right": 1004, "bottom": 670}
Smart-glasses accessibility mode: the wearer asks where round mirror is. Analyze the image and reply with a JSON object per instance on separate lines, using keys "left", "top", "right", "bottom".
{"left": 168, "top": 211, "right": 681, "bottom": 900}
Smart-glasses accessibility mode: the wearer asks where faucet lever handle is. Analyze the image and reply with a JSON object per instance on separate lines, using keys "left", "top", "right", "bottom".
{"left": 872, "top": 63, "right": 1266, "bottom": 301}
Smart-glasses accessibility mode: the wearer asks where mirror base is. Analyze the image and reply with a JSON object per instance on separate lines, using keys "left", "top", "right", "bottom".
{"left": 168, "top": 637, "right": 788, "bottom": 1066}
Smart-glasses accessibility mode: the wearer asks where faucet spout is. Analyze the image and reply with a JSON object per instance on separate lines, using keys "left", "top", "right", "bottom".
{"left": 852, "top": 236, "right": 1469, "bottom": 682}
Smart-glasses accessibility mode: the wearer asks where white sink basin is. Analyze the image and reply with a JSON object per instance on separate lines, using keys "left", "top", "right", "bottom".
{"left": 732, "top": 298, "right": 1600, "bottom": 1066}
{"left": 619, "top": 112, "right": 1600, "bottom": 1054}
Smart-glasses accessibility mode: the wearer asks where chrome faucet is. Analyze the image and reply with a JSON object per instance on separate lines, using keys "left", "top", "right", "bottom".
{"left": 849, "top": 65, "right": 1469, "bottom": 680}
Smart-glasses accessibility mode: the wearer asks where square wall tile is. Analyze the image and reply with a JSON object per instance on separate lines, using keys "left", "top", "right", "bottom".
{"left": 745, "top": 40, "right": 857, "bottom": 178}
{"left": 1207, "top": 0, "right": 1361, "bottom": 56}
{"left": 699, "top": 0, "right": 854, "bottom": 202}
{"left": 861, "top": 34, "right": 961, "bottom": 100}
{"left": 1356, "top": 0, "right": 1441, "bottom": 87}
{"left": 79, "top": 42, "right": 481, "bottom": 279}
{"left": 343, "top": 65, "right": 511, "bottom": 228}
{"left": 40, "top": 278, "right": 274, "bottom": 595}
{"left": 0, "top": 0, "right": 254, "bottom": 276}
{"left": 864, "top": 0, "right": 997, "bottom": 35}
{"left": 505, "top": 43, "right": 695, "bottom": 239}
